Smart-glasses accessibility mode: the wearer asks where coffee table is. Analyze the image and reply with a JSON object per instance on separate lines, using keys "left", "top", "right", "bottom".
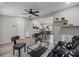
{"left": 27, "top": 41, "right": 48, "bottom": 57}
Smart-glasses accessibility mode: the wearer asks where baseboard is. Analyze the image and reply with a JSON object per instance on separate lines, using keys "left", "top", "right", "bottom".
{"left": 0, "top": 41, "right": 10, "bottom": 44}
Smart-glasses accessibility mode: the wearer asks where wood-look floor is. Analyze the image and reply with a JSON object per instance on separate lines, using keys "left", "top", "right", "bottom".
{"left": 0, "top": 37, "right": 35, "bottom": 56}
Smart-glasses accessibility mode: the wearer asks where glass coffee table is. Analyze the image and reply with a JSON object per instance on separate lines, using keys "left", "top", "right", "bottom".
{"left": 27, "top": 41, "right": 48, "bottom": 57}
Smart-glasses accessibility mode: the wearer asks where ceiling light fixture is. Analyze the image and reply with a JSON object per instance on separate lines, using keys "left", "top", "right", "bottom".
{"left": 66, "top": 2, "right": 71, "bottom": 4}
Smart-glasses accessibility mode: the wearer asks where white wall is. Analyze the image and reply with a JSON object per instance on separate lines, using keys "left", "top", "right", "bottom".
{"left": 0, "top": 15, "right": 29, "bottom": 44}
{"left": 35, "top": 16, "right": 53, "bottom": 24}
{"left": 24, "top": 19, "right": 33, "bottom": 37}
{"left": 0, "top": 17, "right": 2, "bottom": 42}
{"left": 53, "top": 5, "right": 79, "bottom": 25}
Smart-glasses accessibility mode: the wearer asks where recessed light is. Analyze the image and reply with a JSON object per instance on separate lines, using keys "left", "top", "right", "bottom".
{"left": 66, "top": 2, "right": 71, "bottom": 4}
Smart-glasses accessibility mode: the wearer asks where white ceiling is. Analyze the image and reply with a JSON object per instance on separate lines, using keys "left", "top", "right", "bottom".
{"left": 0, "top": 2, "right": 79, "bottom": 19}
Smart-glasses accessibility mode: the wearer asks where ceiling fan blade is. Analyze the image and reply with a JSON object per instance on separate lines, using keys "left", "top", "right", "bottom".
{"left": 24, "top": 9, "right": 29, "bottom": 12}
{"left": 33, "top": 11, "right": 39, "bottom": 13}
{"left": 32, "top": 13, "right": 39, "bottom": 17}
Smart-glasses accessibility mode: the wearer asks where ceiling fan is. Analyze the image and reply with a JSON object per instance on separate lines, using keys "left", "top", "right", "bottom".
{"left": 24, "top": 8, "right": 39, "bottom": 17}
